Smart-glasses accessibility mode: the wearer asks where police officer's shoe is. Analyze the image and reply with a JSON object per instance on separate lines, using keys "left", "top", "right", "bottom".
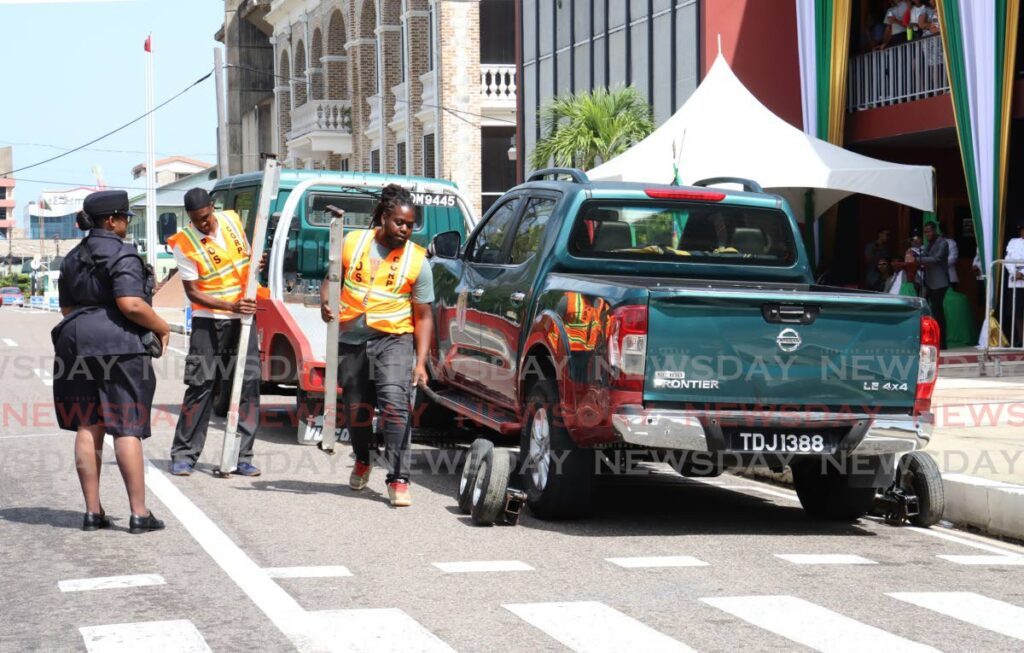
{"left": 349, "top": 461, "right": 372, "bottom": 490}
{"left": 170, "top": 462, "right": 194, "bottom": 476}
{"left": 388, "top": 481, "right": 412, "bottom": 507}
{"left": 82, "top": 511, "right": 111, "bottom": 531}
{"left": 129, "top": 511, "right": 165, "bottom": 534}
{"left": 235, "top": 462, "right": 261, "bottom": 477}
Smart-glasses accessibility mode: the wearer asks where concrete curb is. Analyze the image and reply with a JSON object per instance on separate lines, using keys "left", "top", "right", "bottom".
{"left": 740, "top": 466, "right": 1024, "bottom": 541}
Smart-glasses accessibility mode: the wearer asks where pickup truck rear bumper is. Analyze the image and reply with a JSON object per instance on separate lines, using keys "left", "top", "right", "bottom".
{"left": 610, "top": 408, "right": 933, "bottom": 456}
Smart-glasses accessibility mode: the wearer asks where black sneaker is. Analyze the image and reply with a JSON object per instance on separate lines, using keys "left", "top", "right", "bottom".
{"left": 128, "top": 511, "right": 165, "bottom": 534}
{"left": 82, "top": 512, "right": 111, "bottom": 531}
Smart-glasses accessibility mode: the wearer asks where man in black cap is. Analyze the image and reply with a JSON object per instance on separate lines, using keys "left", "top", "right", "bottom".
{"left": 166, "top": 187, "right": 264, "bottom": 476}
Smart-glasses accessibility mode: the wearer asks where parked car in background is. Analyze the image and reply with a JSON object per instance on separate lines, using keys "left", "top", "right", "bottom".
{"left": 1, "top": 286, "right": 25, "bottom": 307}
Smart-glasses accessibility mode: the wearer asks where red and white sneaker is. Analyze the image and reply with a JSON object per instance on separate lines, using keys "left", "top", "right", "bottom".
{"left": 349, "top": 461, "right": 372, "bottom": 490}
{"left": 387, "top": 481, "right": 412, "bottom": 507}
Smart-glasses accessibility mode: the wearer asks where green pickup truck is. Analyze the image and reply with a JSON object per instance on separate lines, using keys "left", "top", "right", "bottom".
{"left": 422, "top": 168, "right": 942, "bottom": 524}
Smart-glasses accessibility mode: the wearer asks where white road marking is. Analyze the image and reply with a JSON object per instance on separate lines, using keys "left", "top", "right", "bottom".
{"left": 937, "top": 555, "right": 1024, "bottom": 566}
{"left": 701, "top": 595, "right": 938, "bottom": 653}
{"left": 79, "top": 619, "right": 211, "bottom": 653}
{"left": 33, "top": 368, "right": 53, "bottom": 386}
{"left": 105, "top": 436, "right": 332, "bottom": 653}
{"left": 774, "top": 554, "right": 877, "bottom": 565}
{"left": 605, "top": 556, "right": 709, "bottom": 569}
{"left": 167, "top": 346, "right": 188, "bottom": 356}
{"left": 888, "top": 592, "right": 1024, "bottom": 640}
{"left": 432, "top": 560, "right": 534, "bottom": 573}
{"left": 309, "top": 608, "right": 456, "bottom": 653}
{"left": 907, "top": 525, "right": 1024, "bottom": 556}
{"left": 59, "top": 574, "right": 166, "bottom": 592}
{"left": 504, "top": 601, "right": 697, "bottom": 653}
{"left": 264, "top": 566, "right": 353, "bottom": 579}
{"left": 2, "top": 338, "right": 17, "bottom": 347}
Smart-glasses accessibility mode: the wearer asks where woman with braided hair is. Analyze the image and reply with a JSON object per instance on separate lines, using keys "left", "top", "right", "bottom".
{"left": 320, "top": 183, "right": 435, "bottom": 507}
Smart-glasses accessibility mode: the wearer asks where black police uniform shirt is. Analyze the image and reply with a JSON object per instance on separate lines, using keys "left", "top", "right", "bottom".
{"left": 54, "top": 229, "right": 153, "bottom": 356}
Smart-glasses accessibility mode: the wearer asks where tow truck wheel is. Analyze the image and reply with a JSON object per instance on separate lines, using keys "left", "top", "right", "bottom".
{"left": 470, "top": 447, "right": 511, "bottom": 526}
{"left": 791, "top": 458, "right": 878, "bottom": 522}
{"left": 519, "top": 377, "right": 594, "bottom": 520}
{"left": 458, "top": 439, "right": 492, "bottom": 514}
{"left": 899, "top": 451, "right": 945, "bottom": 527}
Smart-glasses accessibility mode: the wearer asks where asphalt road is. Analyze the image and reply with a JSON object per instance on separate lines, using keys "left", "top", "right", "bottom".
{"left": 2, "top": 308, "right": 1023, "bottom": 653}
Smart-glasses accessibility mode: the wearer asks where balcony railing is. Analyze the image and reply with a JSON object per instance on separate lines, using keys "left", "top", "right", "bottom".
{"left": 848, "top": 35, "right": 949, "bottom": 111}
{"left": 482, "top": 64, "right": 516, "bottom": 101}
{"left": 288, "top": 99, "right": 352, "bottom": 139}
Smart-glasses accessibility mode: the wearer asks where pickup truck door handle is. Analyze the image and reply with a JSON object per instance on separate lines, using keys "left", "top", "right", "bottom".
{"left": 510, "top": 291, "right": 526, "bottom": 303}
{"left": 470, "top": 288, "right": 485, "bottom": 300}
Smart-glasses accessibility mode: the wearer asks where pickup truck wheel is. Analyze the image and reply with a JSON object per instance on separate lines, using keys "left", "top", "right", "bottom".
{"left": 520, "top": 378, "right": 595, "bottom": 519}
{"left": 470, "top": 447, "right": 511, "bottom": 526}
{"left": 791, "top": 459, "right": 877, "bottom": 521}
{"left": 458, "top": 439, "right": 492, "bottom": 514}
{"left": 899, "top": 451, "right": 944, "bottom": 527}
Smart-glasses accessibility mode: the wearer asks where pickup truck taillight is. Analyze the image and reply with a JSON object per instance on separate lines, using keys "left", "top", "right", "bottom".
{"left": 914, "top": 316, "right": 940, "bottom": 416}
{"left": 609, "top": 305, "right": 648, "bottom": 391}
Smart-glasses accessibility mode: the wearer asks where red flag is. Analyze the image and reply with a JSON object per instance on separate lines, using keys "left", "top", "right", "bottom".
{"left": 144, "top": 34, "right": 152, "bottom": 52}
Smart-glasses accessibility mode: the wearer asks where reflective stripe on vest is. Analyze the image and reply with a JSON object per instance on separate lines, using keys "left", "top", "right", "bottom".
{"left": 169, "top": 210, "right": 252, "bottom": 316}
{"left": 338, "top": 229, "right": 426, "bottom": 334}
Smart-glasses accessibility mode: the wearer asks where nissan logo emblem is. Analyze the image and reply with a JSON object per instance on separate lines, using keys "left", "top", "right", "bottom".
{"left": 777, "top": 328, "right": 802, "bottom": 352}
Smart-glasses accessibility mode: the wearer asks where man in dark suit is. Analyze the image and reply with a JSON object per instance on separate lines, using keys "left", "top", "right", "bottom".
{"left": 913, "top": 221, "right": 950, "bottom": 349}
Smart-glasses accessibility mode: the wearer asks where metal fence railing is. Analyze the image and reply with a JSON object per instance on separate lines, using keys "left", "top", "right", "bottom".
{"left": 848, "top": 35, "right": 949, "bottom": 111}
{"left": 983, "top": 259, "right": 1024, "bottom": 374}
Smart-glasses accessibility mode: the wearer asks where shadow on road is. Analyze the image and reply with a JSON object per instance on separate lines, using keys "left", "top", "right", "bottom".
{"left": 0, "top": 507, "right": 105, "bottom": 530}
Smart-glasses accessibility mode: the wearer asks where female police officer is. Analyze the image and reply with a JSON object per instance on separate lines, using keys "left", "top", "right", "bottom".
{"left": 52, "top": 190, "right": 170, "bottom": 533}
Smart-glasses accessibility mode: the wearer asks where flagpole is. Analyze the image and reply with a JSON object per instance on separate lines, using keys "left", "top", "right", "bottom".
{"left": 144, "top": 34, "right": 158, "bottom": 269}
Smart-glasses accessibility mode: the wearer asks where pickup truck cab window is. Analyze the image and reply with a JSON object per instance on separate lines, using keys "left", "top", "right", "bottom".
{"left": 509, "top": 197, "right": 557, "bottom": 266}
{"left": 467, "top": 196, "right": 523, "bottom": 264}
{"left": 569, "top": 201, "right": 798, "bottom": 267}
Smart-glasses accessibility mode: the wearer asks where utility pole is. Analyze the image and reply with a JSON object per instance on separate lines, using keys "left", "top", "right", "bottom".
{"left": 215, "top": 47, "right": 229, "bottom": 179}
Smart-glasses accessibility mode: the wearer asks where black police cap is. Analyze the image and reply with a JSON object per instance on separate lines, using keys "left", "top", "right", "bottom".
{"left": 83, "top": 190, "right": 135, "bottom": 218}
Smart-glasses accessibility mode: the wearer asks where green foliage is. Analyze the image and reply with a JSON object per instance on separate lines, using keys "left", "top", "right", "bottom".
{"left": 531, "top": 86, "right": 655, "bottom": 171}
{"left": 0, "top": 274, "right": 32, "bottom": 296}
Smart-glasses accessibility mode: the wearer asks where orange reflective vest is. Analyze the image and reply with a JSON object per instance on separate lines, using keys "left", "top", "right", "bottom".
{"left": 167, "top": 210, "right": 260, "bottom": 316}
{"left": 338, "top": 229, "right": 427, "bottom": 334}
{"left": 564, "top": 292, "right": 609, "bottom": 352}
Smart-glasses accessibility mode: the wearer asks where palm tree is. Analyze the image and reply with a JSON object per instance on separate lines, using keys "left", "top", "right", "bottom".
{"left": 531, "top": 86, "right": 655, "bottom": 171}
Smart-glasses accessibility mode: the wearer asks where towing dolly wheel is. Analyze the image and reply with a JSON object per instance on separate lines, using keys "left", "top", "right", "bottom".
{"left": 458, "top": 439, "right": 492, "bottom": 514}
{"left": 470, "top": 447, "right": 511, "bottom": 526}
{"left": 899, "top": 451, "right": 945, "bottom": 527}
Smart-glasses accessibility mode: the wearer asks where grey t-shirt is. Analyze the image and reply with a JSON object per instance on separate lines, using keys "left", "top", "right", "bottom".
{"left": 339, "top": 240, "right": 434, "bottom": 344}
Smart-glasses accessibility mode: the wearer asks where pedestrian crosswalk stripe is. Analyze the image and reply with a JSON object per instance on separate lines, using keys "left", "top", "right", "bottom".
{"left": 433, "top": 560, "right": 534, "bottom": 573}
{"left": 79, "top": 619, "right": 211, "bottom": 653}
{"left": 889, "top": 592, "right": 1024, "bottom": 640}
{"left": 701, "top": 595, "right": 939, "bottom": 653}
{"left": 605, "top": 556, "right": 709, "bottom": 568}
{"left": 2, "top": 338, "right": 17, "bottom": 347}
{"left": 264, "top": 566, "right": 353, "bottom": 579}
{"left": 504, "top": 601, "right": 697, "bottom": 653}
{"left": 309, "top": 608, "right": 456, "bottom": 652}
{"left": 59, "top": 574, "right": 166, "bottom": 592}
{"left": 937, "top": 554, "right": 1024, "bottom": 565}
{"left": 774, "top": 554, "right": 877, "bottom": 565}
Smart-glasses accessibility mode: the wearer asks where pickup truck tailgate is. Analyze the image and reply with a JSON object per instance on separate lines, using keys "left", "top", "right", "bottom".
{"left": 644, "top": 289, "right": 922, "bottom": 411}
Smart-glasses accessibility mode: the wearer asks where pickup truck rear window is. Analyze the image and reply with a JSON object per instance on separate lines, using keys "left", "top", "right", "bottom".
{"left": 569, "top": 201, "right": 798, "bottom": 267}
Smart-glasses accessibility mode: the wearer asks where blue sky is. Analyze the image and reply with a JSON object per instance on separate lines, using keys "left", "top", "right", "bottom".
{"left": 0, "top": 0, "right": 223, "bottom": 225}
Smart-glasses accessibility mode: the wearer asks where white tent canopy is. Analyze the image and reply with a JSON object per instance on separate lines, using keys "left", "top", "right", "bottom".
{"left": 588, "top": 55, "right": 934, "bottom": 219}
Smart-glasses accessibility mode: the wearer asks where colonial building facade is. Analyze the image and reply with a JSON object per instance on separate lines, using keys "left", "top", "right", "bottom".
{"left": 224, "top": 0, "right": 516, "bottom": 216}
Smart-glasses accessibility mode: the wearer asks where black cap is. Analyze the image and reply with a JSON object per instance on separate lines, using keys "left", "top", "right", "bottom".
{"left": 83, "top": 190, "right": 134, "bottom": 218}
{"left": 184, "top": 187, "right": 212, "bottom": 212}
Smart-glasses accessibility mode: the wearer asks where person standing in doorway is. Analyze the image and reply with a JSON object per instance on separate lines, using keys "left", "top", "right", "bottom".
{"left": 910, "top": 220, "right": 951, "bottom": 349}
{"left": 1002, "top": 223, "right": 1024, "bottom": 346}
{"left": 167, "top": 188, "right": 263, "bottom": 476}
{"left": 319, "top": 184, "right": 434, "bottom": 507}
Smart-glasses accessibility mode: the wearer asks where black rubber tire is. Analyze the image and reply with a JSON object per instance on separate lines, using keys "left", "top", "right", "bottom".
{"left": 791, "top": 458, "right": 878, "bottom": 521}
{"left": 212, "top": 379, "right": 230, "bottom": 418}
{"left": 900, "top": 451, "right": 945, "bottom": 527}
{"left": 470, "top": 447, "right": 511, "bottom": 526}
{"left": 519, "top": 377, "right": 595, "bottom": 520}
{"left": 458, "top": 439, "right": 492, "bottom": 514}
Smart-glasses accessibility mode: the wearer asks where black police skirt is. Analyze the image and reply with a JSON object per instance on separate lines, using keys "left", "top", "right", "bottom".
{"left": 52, "top": 346, "right": 157, "bottom": 439}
